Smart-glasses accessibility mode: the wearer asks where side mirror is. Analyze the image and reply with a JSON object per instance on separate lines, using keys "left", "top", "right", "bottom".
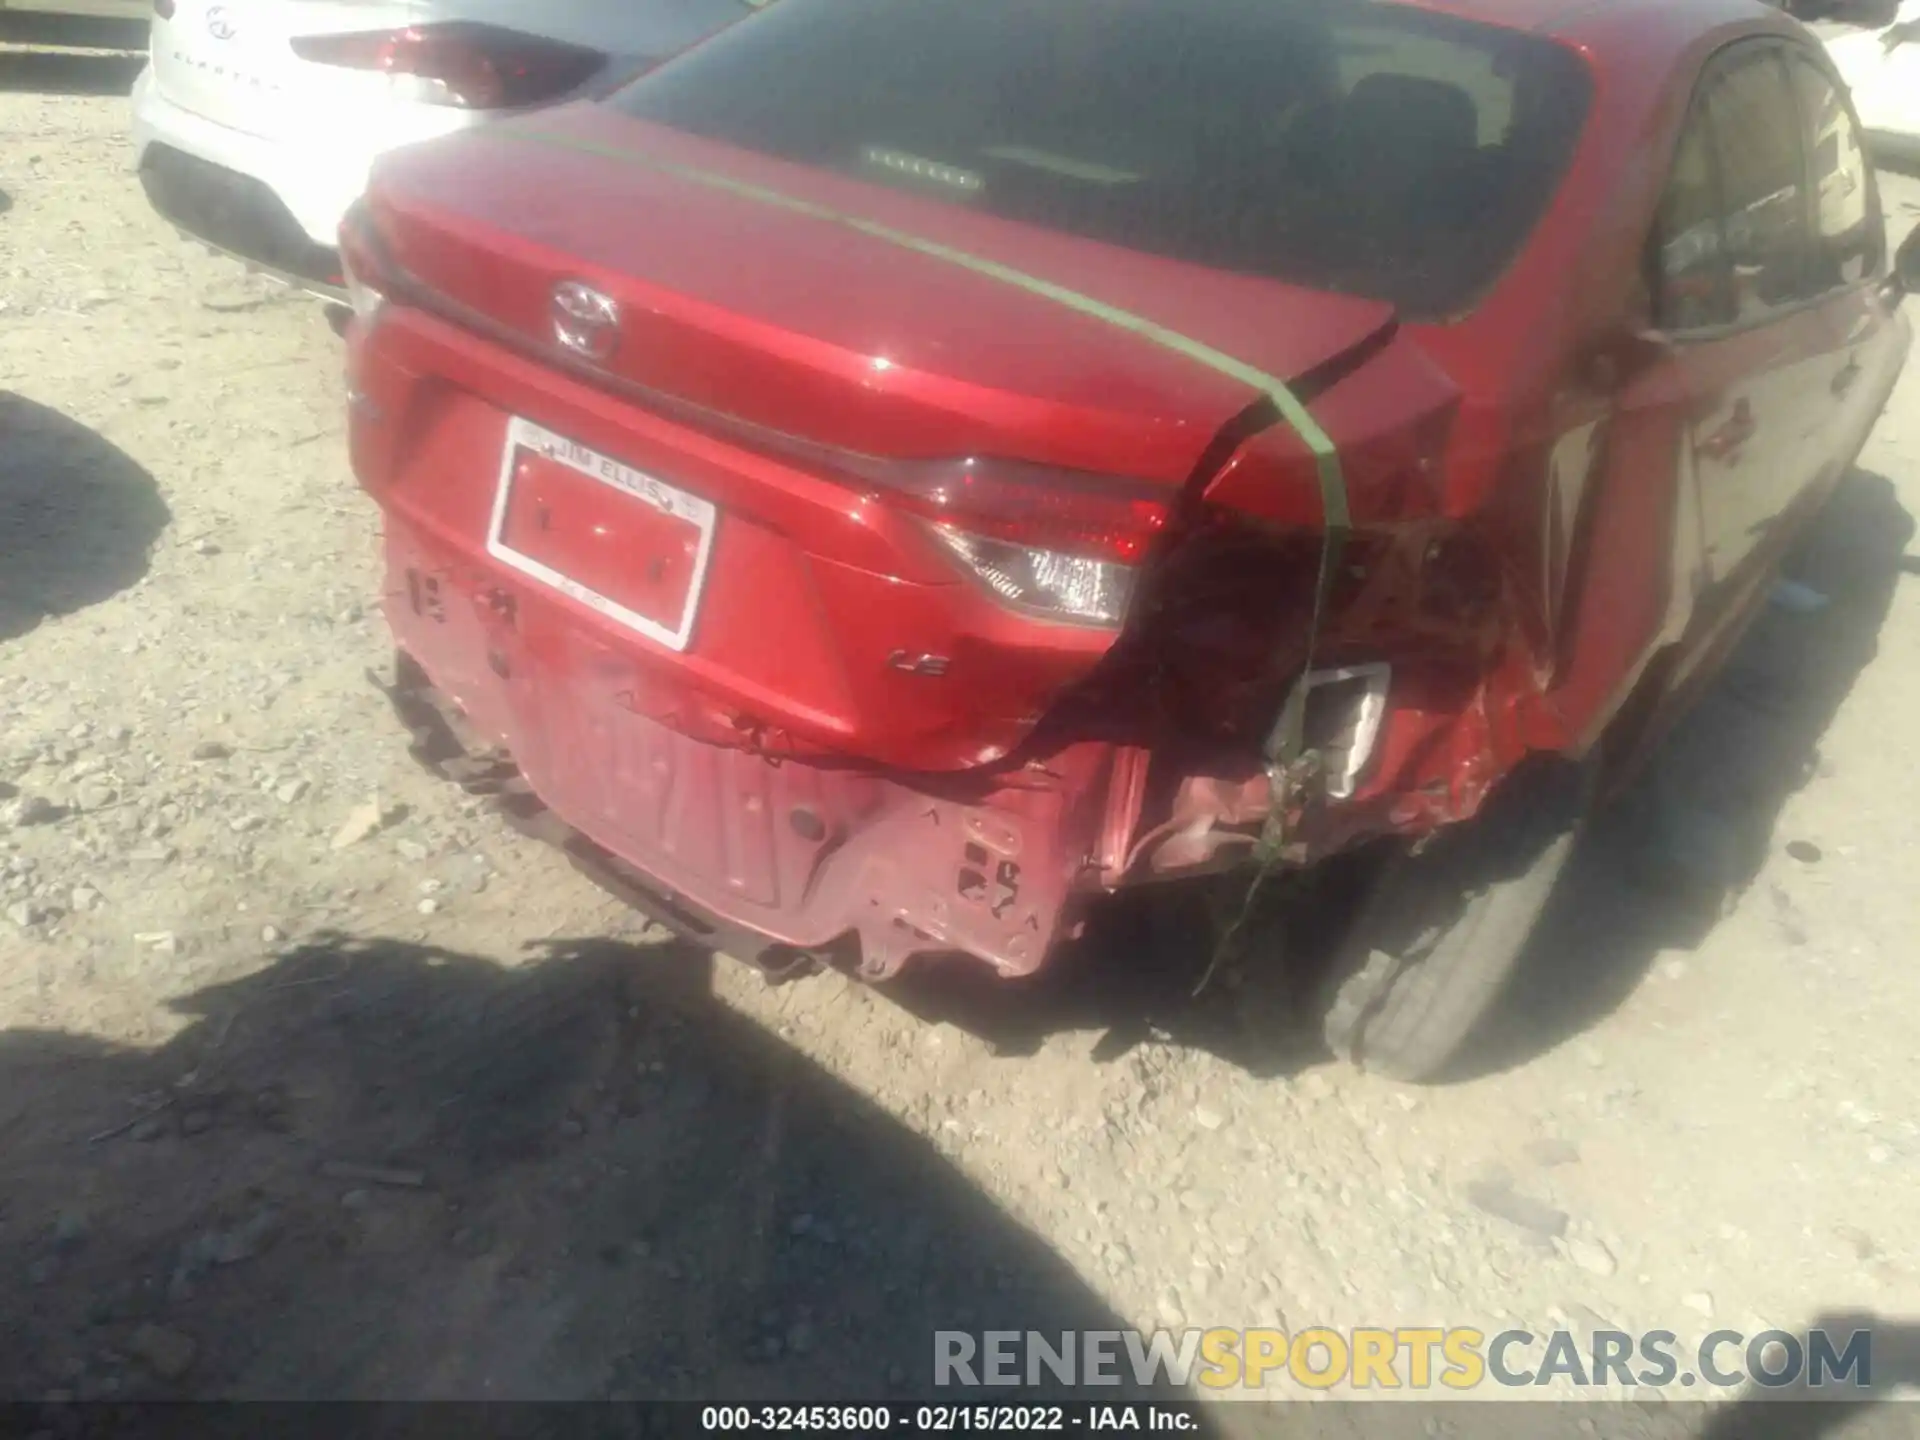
{"left": 1881, "top": 224, "right": 1920, "bottom": 308}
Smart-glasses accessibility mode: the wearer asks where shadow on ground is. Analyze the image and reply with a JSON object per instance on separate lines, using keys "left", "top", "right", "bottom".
{"left": 1465, "top": 468, "right": 1915, "bottom": 1079}
{"left": 0, "top": 936, "right": 1167, "bottom": 1405}
{"left": 3, "top": 914, "right": 1909, "bottom": 1436}
{"left": 0, "top": 46, "right": 145, "bottom": 98}
{"left": 1692, "top": 1316, "right": 1920, "bottom": 1440}
{"left": 0, "top": 393, "right": 170, "bottom": 644}
{"left": 0, "top": 18, "right": 147, "bottom": 96}
{"left": 875, "top": 470, "right": 1915, "bottom": 1084}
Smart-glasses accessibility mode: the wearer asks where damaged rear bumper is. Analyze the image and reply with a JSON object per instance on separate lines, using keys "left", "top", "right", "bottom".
{"left": 379, "top": 517, "right": 1135, "bottom": 979}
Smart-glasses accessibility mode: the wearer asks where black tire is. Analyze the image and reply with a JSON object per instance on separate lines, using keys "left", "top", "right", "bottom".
{"left": 1319, "top": 756, "right": 1592, "bottom": 1082}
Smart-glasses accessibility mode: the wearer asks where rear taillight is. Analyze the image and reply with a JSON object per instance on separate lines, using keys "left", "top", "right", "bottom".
{"left": 858, "top": 457, "right": 1168, "bottom": 627}
{"left": 930, "top": 528, "right": 1142, "bottom": 626}
{"left": 337, "top": 200, "right": 390, "bottom": 323}
{"left": 289, "top": 22, "right": 606, "bottom": 110}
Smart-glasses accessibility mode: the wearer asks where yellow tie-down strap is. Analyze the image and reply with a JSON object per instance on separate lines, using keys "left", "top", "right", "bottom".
{"left": 488, "top": 127, "right": 1350, "bottom": 806}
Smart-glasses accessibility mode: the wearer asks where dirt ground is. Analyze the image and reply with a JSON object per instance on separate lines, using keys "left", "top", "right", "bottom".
{"left": 4, "top": 33, "right": 1920, "bottom": 1435}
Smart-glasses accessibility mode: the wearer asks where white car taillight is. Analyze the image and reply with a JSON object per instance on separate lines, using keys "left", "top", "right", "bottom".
{"left": 290, "top": 23, "right": 607, "bottom": 110}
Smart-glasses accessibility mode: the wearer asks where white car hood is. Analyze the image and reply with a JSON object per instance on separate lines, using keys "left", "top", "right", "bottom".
{"left": 1826, "top": 1, "right": 1920, "bottom": 144}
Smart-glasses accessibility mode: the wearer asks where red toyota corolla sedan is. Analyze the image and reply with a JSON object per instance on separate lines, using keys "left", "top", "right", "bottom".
{"left": 338, "top": 0, "right": 1915, "bottom": 1079}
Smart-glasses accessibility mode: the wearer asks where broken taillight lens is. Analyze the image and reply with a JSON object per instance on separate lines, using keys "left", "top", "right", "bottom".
{"left": 856, "top": 457, "right": 1169, "bottom": 627}
{"left": 290, "top": 22, "right": 607, "bottom": 109}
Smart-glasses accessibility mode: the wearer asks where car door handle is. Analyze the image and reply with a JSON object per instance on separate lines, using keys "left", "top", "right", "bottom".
{"left": 1700, "top": 398, "right": 1756, "bottom": 460}
{"left": 1832, "top": 356, "right": 1863, "bottom": 397}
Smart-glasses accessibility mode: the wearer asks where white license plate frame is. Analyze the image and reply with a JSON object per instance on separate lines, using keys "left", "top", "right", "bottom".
{"left": 485, "top": 416, "right": 719, "bottom": 654}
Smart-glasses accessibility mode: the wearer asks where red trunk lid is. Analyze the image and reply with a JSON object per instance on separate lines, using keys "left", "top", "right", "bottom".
{"left": 364, "top": 107, "right": 1395, "bottom": 485}
{"left": 351, "top": 106, "right": 1401, "bottom": 773}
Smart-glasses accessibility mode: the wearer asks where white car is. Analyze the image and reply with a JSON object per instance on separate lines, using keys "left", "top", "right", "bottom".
{"left": 1825, "top": 0, "right": 1920, "bottom": 166}
{"left": 130, "top": 0, "right": 753, "bottom": 301}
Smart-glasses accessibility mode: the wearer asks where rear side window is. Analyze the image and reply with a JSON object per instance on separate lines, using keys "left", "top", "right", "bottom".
{"left": 1654, "top": 109, "right": 1734, "bottom": 331}
{"left": 1707, "top": 47, "right": 1812, "bottom": 323}
{"left": 608, "top": 0, "right": 1593, "bottom": 319}
{"left": 1652, "top": 42, "right": 1842, "bottom": 331}
{"left": 1788, "top": 53, "right": 1881, "bottom": 289}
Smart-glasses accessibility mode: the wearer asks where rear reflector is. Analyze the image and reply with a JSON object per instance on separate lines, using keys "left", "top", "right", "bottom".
{"left": 290, "top": 22, "right": 606, "bottom": 109}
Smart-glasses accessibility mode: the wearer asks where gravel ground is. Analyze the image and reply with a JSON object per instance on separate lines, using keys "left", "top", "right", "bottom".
{"left": 3, "top": 40, "right": 1920, "bottom": 1434}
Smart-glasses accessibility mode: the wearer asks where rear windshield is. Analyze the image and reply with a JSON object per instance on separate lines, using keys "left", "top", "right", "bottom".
{"left": 608, "top": 0, "right": 1592, "bottom": 319}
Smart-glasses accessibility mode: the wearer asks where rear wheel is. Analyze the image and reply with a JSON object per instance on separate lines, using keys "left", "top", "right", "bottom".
{"left": 1318, "top": 756, "right": 1591, "bottom": 1082}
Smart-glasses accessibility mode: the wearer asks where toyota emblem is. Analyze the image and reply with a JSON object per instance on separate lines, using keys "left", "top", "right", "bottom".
{"left": 551, "top": 280, "right": 620, "bottom": 361}
{"left": 205, "top": 4, "right": 235, "bottom": 39}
